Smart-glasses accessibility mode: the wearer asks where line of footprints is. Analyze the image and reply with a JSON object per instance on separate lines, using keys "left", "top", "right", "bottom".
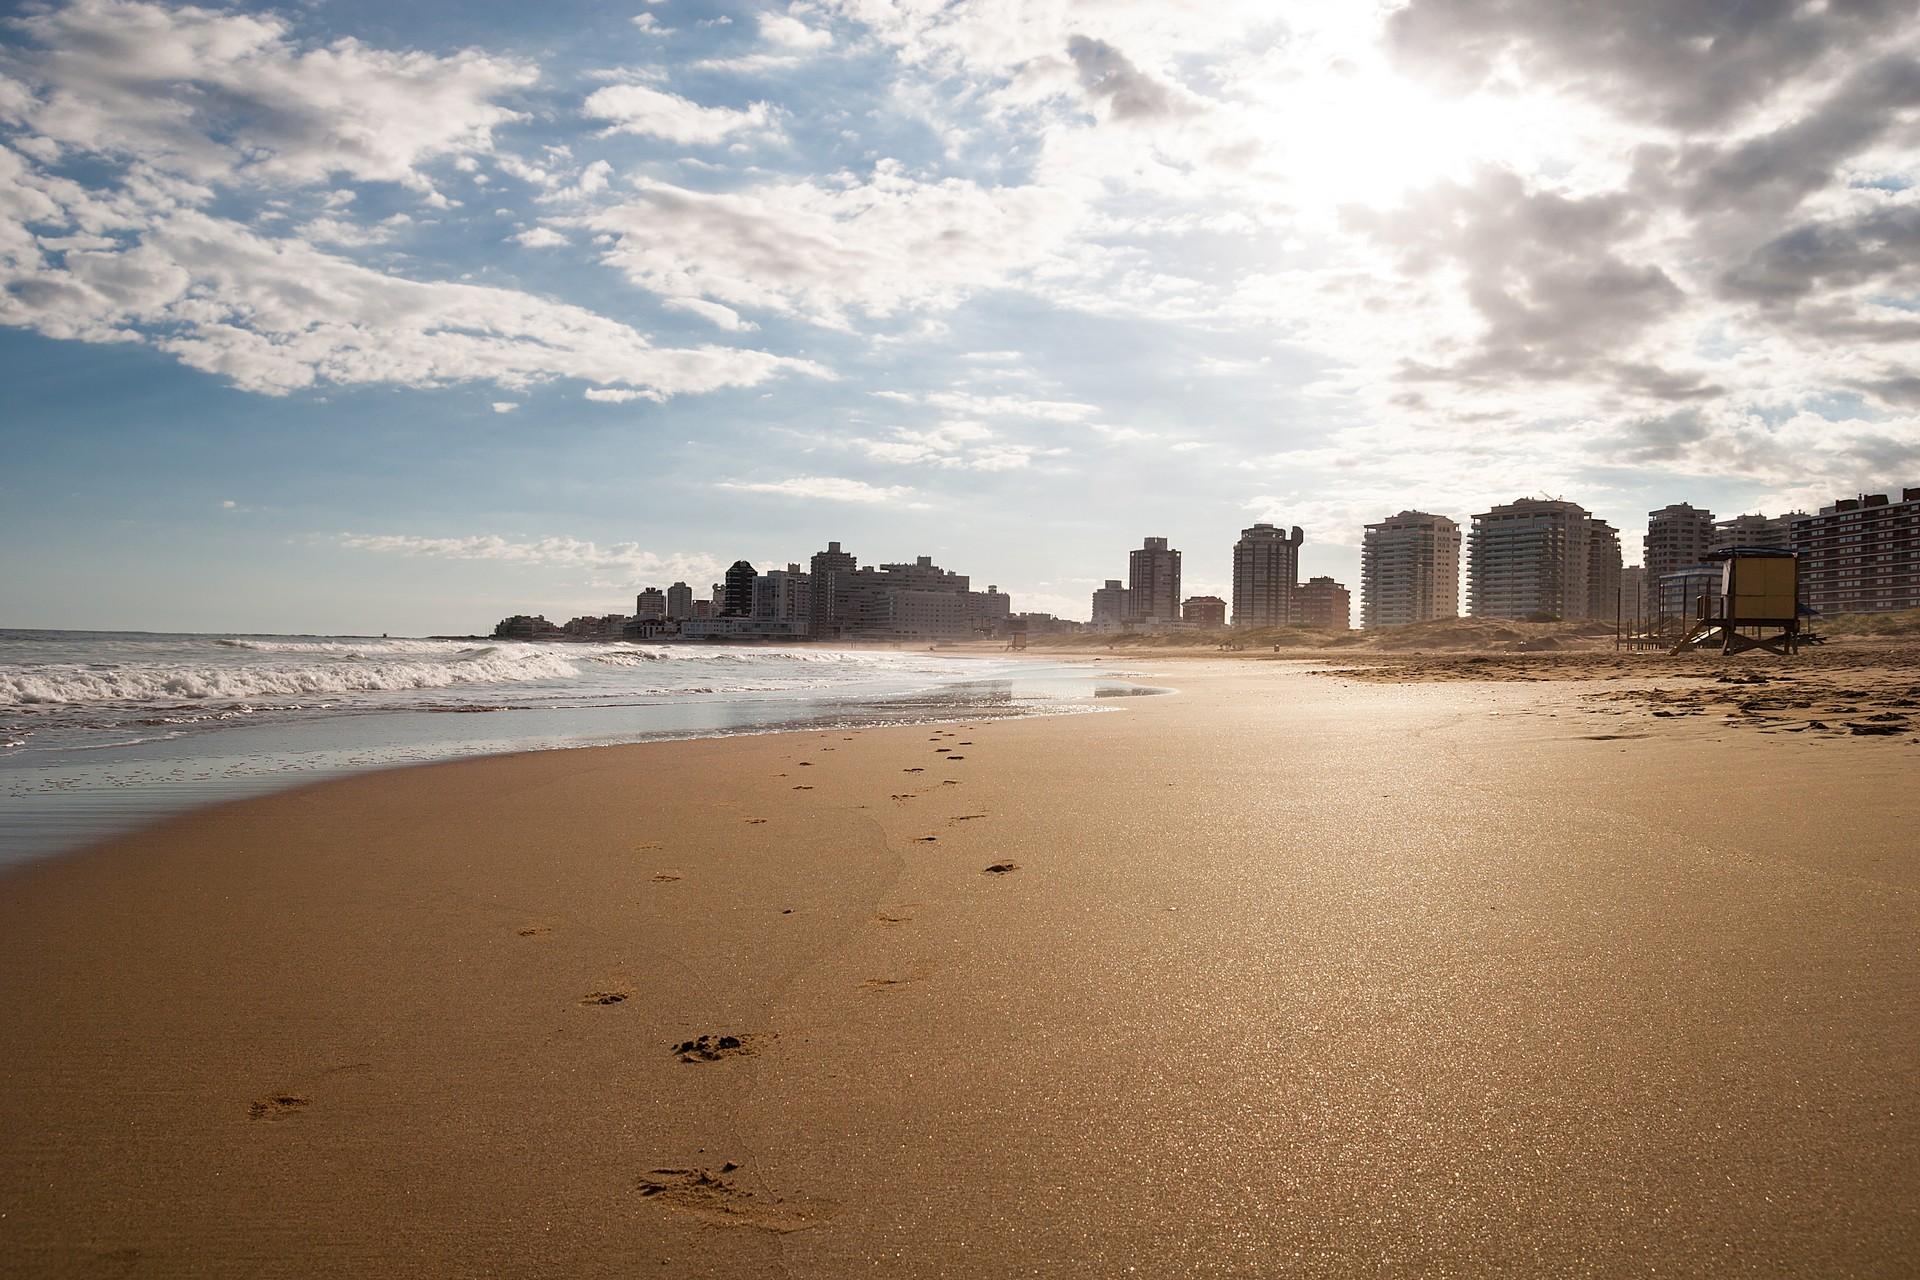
{"left": 256, "top": 724, "right": 1015, "bottom": 1234}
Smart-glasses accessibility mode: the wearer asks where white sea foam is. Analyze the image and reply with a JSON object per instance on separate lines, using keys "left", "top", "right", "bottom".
{"left": 0, "top": 646, "right": 584, "bottom": 706}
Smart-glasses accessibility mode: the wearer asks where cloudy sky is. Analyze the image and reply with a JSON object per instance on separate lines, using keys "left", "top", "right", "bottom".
{"left": 4, "top": 0, "right": 1919, "bottom": 631}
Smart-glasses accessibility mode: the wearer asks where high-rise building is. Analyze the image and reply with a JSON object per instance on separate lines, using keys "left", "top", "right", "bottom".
{"left": 634, "top": 587, "right": 666, "bottom": 621}
{"left": 1713, "top": 512, "right": 1802, "bottom": 553}
{"left": 1182, "top": 595, "right": 1227, "bottom": 628}
{"left": 808, "top": 541, "right": 859, "bottom": 639}
{"left": 1361, "top": 511, "right": 1460, "bottom": 628}
{"left": 751, "top": 564, "right": 811, "bottom": 627}
{"left": 1794, "top": 488, "right": 1920, "bottom": 616}
{"left": 1294, "top": 577, "right": 1351, "bottom": 630}
{"left": 1231, "top": 523, "right": 1301, "bottom": 628}
{"left": 1620, "top": 565, "right": 1648, "bottom": 626}
{"left": 665, "top": 581, "right": 694, "bottom": 621}
{"left": 1091, "top": 579, "right": 1130, "bottom": 630}
{"left": 1586, "top": 519, "right": 1623, "bottom": 622}
{"left": 1468, "top": 499, "right": 1595, "bottom": 620}
{"left": 1128, "top": 537, "right": 1182, "bottom": 623}
{"left": 1644, "top": 503, "right": 1716, "bottom": 625}
{"left": 722, "top": 561, "right": 757, "bottom": 617}
{"left": 710, "top": 582, "right": 725, "bottom": 613}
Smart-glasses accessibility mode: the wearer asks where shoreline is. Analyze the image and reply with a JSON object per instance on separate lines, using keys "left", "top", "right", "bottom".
{"left": 3, "top": 658, "right": 1916, "bottom": 1274}
{"left": 0, "top": 648, "right": 1140, "bottom": 870}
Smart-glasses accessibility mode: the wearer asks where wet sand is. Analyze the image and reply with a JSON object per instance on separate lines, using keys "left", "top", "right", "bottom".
{"left": 2, "top": 659, "right": 1917, "bottom": 1276}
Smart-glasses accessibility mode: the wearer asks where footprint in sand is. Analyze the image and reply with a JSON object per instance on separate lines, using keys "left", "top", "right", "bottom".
{"left": 860, "top": 977, "right": 910, "bottom": 992}
{"left": 745, "top": 818, "right": 768, "bottom": 825}
{"left": 890, "top": 793, "right": 917, "bottom": 801}
{"left": 797, "top": 762, "right": 813, "bottom": 767}
{"left": 636, "top": 1164, "right": 834, "bottom": 1232}
{"left": 673, "top": 1033, "right": 762, "bottom": 1063}
{"left": 957, "top": 741, "right": 972, "bottom": 745}
{"left": 903, "top": 767, "right": 924, "bottom": 773}
{"left": 635, "top": 841, "right": 664, "bottom": 851}
{"left": 983, "top": 862, "right": 1019, "bottom": 875}
{"left": 935, "top": 748, "right": 951, "bottom": 754}
{"left": 581, "top": 990, "right": 630, "bottom": 1006}
{"left": 793, "top": 784, "right": 814, "bottom": 791}
{"left": 945, "top": 756, "right": 966, "bottom": 762}
{"left": 873, "top": 905, "right": 918, "bottom": 925}
{"left": 652, "top": 872, "right": 682, "bottom": 883}
{"left": 248, "top": 1093, "right": 311, "bottom": 1120}
{"left": 515, "top": 925, "right": 551, "bottom": 937}
{"left": 914, "top": 835, "right": 938, "bottom": 843}
{"left": 941, "top": 780, "right": 960, "bottom": 786}
{"left": 950, "top": 813, "right": 987, "bottom": 823}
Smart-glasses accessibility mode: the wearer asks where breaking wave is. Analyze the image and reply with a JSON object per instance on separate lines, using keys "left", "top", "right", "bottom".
{"left": 0, "top": 646, "right": 584, "bottom": 706}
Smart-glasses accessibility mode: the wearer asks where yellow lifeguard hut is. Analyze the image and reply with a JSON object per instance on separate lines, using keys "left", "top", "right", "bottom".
{"left": 1670, "top": 548, "right": 1800, "bottom": 656}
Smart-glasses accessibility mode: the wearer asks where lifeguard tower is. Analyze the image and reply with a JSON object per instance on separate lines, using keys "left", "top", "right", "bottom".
{"left": 1669, "top": 548, "right": 1800, "bottom": 656}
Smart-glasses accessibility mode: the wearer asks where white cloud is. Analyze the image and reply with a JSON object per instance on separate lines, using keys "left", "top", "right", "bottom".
{"left": 513, "top": 226, "right": 570, "bottom": 248}
{"left": 759, "top": 11, "right": 832, "bottom": 51}
{"left": 631, "top": 13, "right": 673, "bottom": 35}
{"left": 0, "top": 201, "right": 829, "bottom": 398}
{"left": 337, "top": 532, "right": 722, "bottom": 582}
{"left": 569, "top": 161, "right": 1080, "bottom": 328}
{"left": 718, "top": 475, "right": 925, "bottom": 505}
{"left": 662, "top": 296, "right": 757, "bottom": 331}
{"left": 8, "top": 0, "right": 534, "bottom": 196}
{"left": 296, "top": 213, "right": 412, "bottom": 247}
{"left": 847, "top": 421, "right": 1055, "bottom": 471}
{"left": 490, "top": 401, "right": 520, "bottom": 413}
{"left": 583, "top": 388, "right": 658, "bottom": 404}
{"left": 872, "top": 389, "right": 1097, "bottom": 421}
{"left": 582, "top": 84, "right": 778, "bottom": 145}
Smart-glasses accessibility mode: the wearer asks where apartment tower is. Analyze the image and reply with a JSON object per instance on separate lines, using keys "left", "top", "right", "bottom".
{"left": 665, "top": 581, "right": 694, "bottom": 621}
{"left": 808, "top": 541, "right": 859, "bottom": 638}
{"left": 1468, "top": 499, "right": 1595, "bottom": 620}
{"left": 1231, "top": 523, "right": 1302, "bottom": 628}
{"left": 1586, "top": 518, "right": 1623, "bottom": 622}
{"left": 1361, "top": 510, "right": 1460, "bottom": 628}
{"left": 1128, "top": 537, "right": 1183, "bottom": 623}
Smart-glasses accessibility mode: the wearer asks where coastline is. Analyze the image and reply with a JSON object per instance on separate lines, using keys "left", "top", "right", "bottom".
{"left": 0, "top": 643, "right": 1128, "bottom": 869}
{"left": 2, "top": 658, "right": 1916, "bottom": 1275}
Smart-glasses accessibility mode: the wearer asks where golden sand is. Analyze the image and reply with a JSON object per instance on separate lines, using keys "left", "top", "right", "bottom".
{"left": 2, "top": 657, "right": 1916, "bottom": 1276}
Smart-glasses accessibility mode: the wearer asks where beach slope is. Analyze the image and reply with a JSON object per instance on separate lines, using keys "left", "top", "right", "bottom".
{"left": 2, "top": 660, "right": 1916, "bottom": 1276}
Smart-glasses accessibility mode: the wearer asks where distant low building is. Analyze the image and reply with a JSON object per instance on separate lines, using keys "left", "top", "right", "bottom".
{"left": 680, "top": 618, "right": 809, "bottom": 641}
{"left": 561, "top": 614, "right": 628, "bottom": 638}
{"left": 1294, "top": 577, "right": 1350, "bottom": 630}
{"left": 493, "top": 614, "right": 560, "bottom": 639}
{"left": 1012, "top": 612, "right": 1081, "bottom": 635}
{"left": 1182, "top": 595, "right": 1227, "bottom": 628}
{"left": 1714, "top": 512, "right": 1802, "bottom": 554}
{"left": 1091, "top": 579, "right": 1130, "bottom": 630}
{"left": 1620, "top": 565, "right": 1648, "bottom": 626}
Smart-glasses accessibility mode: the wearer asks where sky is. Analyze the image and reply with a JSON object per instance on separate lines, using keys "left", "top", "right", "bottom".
{"left": 3, "top": 0, "right": 1919, "bottom": 633}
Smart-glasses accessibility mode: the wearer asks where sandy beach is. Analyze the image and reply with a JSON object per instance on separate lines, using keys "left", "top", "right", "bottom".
{"left": 3, "top": 655, "right": 1917, "bottom": 1276}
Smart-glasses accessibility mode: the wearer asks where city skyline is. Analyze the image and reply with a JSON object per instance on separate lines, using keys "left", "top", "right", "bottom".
{"left": 6, "top": 1, "right": 1920, "bottom": 634}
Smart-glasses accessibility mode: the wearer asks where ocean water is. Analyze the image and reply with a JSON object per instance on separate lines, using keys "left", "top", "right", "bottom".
{"left": 0, "top": 629, "right": 1152, "bottom": 867}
